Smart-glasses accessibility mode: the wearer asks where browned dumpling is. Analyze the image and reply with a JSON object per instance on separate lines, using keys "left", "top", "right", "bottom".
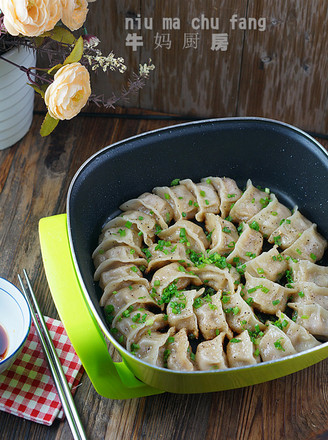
{"left": 195, "top": 332, "right": 228, "bottom": 371}
{"left": 202, "top": 176, "right": 242, "bottom": 218}
{"left": 244, "top": 246, "right": 287, "bottom": 282}
{"left": 194, "top": 291, "right": 233, "bottom": 339}
{"left": 150, "top": 262, "right": 202, "bottom": 305}
{"left": 290, "top": 282, "right": 328, "bottom": 310}
{"left": 288, "top": 303, "right": 328, "bottom": 340}
{"left": 259, "top": 322, "right": 297, "bottom": 361}
{"left": 167, "top": 288, "right": 204, "bottom": 337}
{"left": 204, "top": 213, "right": 239, "bottom": 255}
{"left": 94, "top": 245, "right": 147, "bottom": 281}
{"left": 283, "top": 224, "right": 327, "bottom": 262}
{"left": 166, "top": 328, "right": 195, "bottom": 371}
{"left": 157, "top": 219, "right": 209, "bottom": 253}
{"left": 93, "top": 226, "right": 143, "bottom": 258}
{"left": 135, "top": 327, "right": 176, "bottom": 367}
{"left": 180, "top": 178, "right": 220, "bottom": 222}
{"left": 222, "top": 286, "right": 266, "bottom": 333}
{"left": 275, "top": 311, "right": 320, "bottom": 352}
{"left": 102, "top": 210, "right": 158, "bottom": 246}
{"left": 153, "top": 185, "right": 197, "bottom": 221}
{"left": 248, "top": 194, "right": 291, "bottom": 237}
{"left": 268, "top": 207, "right": 312, "bottom": 249}
{"left": 229, "top": 179, "right": 270, "bottom": 223}
{"left": 244, "top": 272, "right": 291, "bottom": 314}
{"left": 226, "top": 330, "right": 261, "bottom": 367}
{"left": 119, "top": 192, "right": 174, "bottom": 229}
{"left": 102, "top": 284, "right": 157, "bottom": 314}
{"left": 145, "top": 242, "right": 192, "bottom": 274}
{"left": 226, "top": 224, "right": 263, "bottom": 265}
{"left": 289, "top": 260, "right": 328, "bottom": 287}
{"left": 193, "top": 265, "right": 239, "bottom": 292}
{"left": 112, "top": 311, "right": 166, "bottom": 351}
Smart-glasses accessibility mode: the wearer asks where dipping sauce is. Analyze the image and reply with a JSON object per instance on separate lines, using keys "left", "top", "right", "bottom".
{"left": 0, "top": 324, "right": 9, "bottom": 361}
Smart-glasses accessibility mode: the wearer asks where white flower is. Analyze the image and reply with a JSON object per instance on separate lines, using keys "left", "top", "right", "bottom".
{"left": 0, "top": 0, "right": 62, "bottom": 37}
{"left": 45, "top": 62, "right": 91, "bottom": 120}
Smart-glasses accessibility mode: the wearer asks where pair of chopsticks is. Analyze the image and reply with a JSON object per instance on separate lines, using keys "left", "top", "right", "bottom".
{"left": 18, "top": 270, "right": 87, "bottom": 440}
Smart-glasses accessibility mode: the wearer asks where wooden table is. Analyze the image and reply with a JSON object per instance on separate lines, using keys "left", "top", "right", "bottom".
{"left": 0, "top": 109, "right": 328, "bottom": 440}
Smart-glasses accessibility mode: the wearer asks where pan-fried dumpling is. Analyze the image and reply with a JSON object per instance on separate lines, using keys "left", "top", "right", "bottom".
{"left": 112, "top": 310, "right": 166, "bottom": 350}
{"left": 194, "top": 291, "right": 233, "bottom": 339}
{"left": 135, "top": 327, "right": 176, "bottom": 367}
{"left": 202, "top": 176, "right": 242, "bottom": 218}
{"left": 288, "top": 302, "right": 328, "bottom": 340}
{"left": 93, "top": 245, "right": 147, "bottom": 281}
{"left": 193, "top": 265, "right": 239, "bottom": 292}
{"left": 259, "top": 322, "right": 297, "bottom": 361}
{"left": 226, "top": 224, "right": 263, "bottom": 265}
{"left": 179, "top": 179, "right": 220, "bottom": 222}
{"left": 244, "top": 246, "right": 287, "bottom": 282}
{"left": 283, "top": 224, "right": 327, "bottom": 262}
{"left": 153, "top": 184, "right": 197, "bottom": 221}
{"left": 150, "top": 262, "right": 202, "bottom": 305}
{"left": 229, "top": 179, "right": 271, "bottom": 223}
{"left": 195, "top": 332, "right": 228, "bottom": 371}
{"left": 290, "top": 282, "right": 328, "bottom": 310}
{"left": 244, "top": 272, "right": 291, "bottom": 314}
{"left": 102, "top": 284, "right": 157, "bottom": 315}
{"left": 275, "top": 311, "right": 321, "bottom": 352}
{"left": 92, "top": 226, "right": 143, "bottom": 258}
{"left": 102, "top": 211, "right": 158, "bottom": 246}
{"left": 268, "top": 207, "right": 313, "bottom": 249}
{"left": 145, "top": 242, "right": 192, "bottom": 274}
{"left": 158, "top": 220, "right": 209, "bottom": 253}
{"left": 222, "top": 286, "right": 266, "bottom": 333}
{"left": 166, "top": 328, "right": 195, "bottom": 371}
{"left": 248, "top": 194, "right": 291, "bottom": 237}
{"left": 289, "top": 260, "right": 328, "bottom": 287}
{"left": 98, "top": 263, "right": 143, "bottom": 291}
{"left": 167, "top": 288, "right": 204, "bottom": 337}
{"left": 119, "top": 192, "right": 174, "bottom": 229}
{"left": 204, "top": 213, "right": 239, "bottom": 255}
{"left": 226, "top": 330, "right": 261, "bottom": 367}
{"left": 100, "top": 269, "right": 149, "bottom": 307}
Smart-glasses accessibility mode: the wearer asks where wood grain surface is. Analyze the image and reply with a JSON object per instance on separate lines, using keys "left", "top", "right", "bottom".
{"left": 85, "top": 0, "right": 328, "bottom": 133}
{"left": 0, "top": 110, "right": 328, "bottom": 440}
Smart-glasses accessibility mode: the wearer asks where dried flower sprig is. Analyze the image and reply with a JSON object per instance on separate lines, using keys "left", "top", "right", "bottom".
{"left": 90, "top": 59, "right": 155, "bottom": 109}
{"left": 0, "top": 1, "right": 154, "bottom": 136}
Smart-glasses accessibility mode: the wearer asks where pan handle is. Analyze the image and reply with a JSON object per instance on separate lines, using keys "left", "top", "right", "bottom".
{"left": 39, "top": 214, "right": 163, "bottom": 399}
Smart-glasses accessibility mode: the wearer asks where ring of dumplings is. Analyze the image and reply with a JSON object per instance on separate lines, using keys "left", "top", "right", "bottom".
{"left": 93, "top": 177, "right": 328, "bottom": 371}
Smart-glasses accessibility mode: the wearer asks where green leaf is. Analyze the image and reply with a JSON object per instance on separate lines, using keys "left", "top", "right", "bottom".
{"left": 48, "top": 63, "right": 63, "bottom": 75}
{"left": 41, "top": 26, "right": 76, "bottom": 45}
{"left": 28, "top": 83, "right": 45, "bottom": 98}
{"left": 34, "top": 36, "right": 46, "bottom": 48}
{"left": 40, "top": 112, "right": 59, "bottom": 137}
{"left": 63, "top": 36, "right": 84, "bottom": 65}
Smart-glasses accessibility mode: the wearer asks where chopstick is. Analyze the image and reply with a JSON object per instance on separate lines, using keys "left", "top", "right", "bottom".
{"left": 18, "top": 270, "right": 87, "bottom": 440}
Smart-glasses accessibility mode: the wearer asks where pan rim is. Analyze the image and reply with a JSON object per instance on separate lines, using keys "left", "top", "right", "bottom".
{"left": 66, "top": 116, "right": 328, "bottom": 375}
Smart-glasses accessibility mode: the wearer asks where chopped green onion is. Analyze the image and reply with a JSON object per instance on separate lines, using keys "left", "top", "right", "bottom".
{"left": 171, "top": 178, "right": 180, "bottom": 186}
{"left": 249, "top": 221, "right": 260, "bottom": 231}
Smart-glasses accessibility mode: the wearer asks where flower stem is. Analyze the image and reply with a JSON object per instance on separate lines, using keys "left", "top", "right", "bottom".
{"left": 0, "top": 54, "right": 52, "bottom": 85}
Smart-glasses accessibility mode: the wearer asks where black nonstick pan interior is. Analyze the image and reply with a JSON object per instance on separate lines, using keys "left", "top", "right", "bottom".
{"left": 67, "top": 118, "right": 328, "bottom": 333}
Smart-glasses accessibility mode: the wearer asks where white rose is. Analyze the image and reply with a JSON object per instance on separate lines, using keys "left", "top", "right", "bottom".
{"left": 61, "top": 0, "right": 88, "bottom": 31}
{"left": 0, "top": 0, "right": 61, "bottom": 36}
{"left": 44, "top": 62, "right": 91, "bottom": 120}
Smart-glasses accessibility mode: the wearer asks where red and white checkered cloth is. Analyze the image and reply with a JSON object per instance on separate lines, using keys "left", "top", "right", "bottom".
{"left": 0, "top": 317, "right": 84, "bottom": 425}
